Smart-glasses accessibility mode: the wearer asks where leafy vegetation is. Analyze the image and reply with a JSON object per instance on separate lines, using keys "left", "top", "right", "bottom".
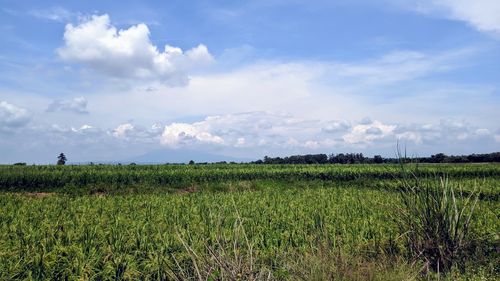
{"left": 1, "top": 163, "right": 499, "bottom": 192}
{"left": 0, "top": 163, "right": 498, "bottom": 280}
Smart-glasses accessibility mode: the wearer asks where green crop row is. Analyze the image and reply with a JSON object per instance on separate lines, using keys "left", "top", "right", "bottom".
{"left": 1, "top": 163, "right": 499, "bottom": 191}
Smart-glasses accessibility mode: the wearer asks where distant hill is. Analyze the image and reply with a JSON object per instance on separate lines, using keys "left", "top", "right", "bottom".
{"left": 123, "top": 149, "right": 253, "bottom": 164}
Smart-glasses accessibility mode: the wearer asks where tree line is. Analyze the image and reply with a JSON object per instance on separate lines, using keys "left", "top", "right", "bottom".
{"left": 253, "top": 152, "right": 500, "bottom": 164}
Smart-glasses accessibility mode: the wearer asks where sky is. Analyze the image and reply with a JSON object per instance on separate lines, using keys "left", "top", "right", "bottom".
{"left": 0, "top": 0, "right": 499, "bottom": 163}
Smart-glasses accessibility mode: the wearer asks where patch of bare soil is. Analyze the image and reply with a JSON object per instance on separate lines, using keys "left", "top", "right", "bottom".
{"left": 177, "top": 186, "right": 198, "bottom": 195}
{"left": 91, "top": 192, "right": 107, "bottom": 197}
{"left": 23, "top": 192, "right": 55, "bottom": 198}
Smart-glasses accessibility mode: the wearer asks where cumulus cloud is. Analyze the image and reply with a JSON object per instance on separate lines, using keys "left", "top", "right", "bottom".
{"left": 343, "top": 121, "right": 397, "bottom": 145}
{"left": 47, "top": 96, "right": 89, "bottom": 114}
{"left": 112, "top": 123, "right": 135, "bottom": 139}
{"left": 0, "top": 101, "right": 30, "bottom": 131}
{"left": 158, "top": 112, "right": 347, "bottom": 150}
{"left": 161, "top": 123, "right": 224, "bottom": 147}
{"left": 160, "top": 112, "right": 318, "bottom": 148}
{"left": 343, "top": 119, "right": 495, "bottom": 147}
{"left": 58, "top": 14, "right": 214, "bottom": 86}
{"left": 111, "top": 123, "right": 163, "bottom": 141}
{"left": 409, "top": 0, "right": 500, "bottom": 36}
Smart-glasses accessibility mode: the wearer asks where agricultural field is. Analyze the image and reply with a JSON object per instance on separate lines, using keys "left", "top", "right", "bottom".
{"left": 0, "top": 163, "right": 499, "bottom": 280}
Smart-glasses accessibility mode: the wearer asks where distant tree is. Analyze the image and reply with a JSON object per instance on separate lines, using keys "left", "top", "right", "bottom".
{"left": 57, "top": 153, "right": 67, "bottom": 165}
{"left": 374, "top": 155, "right": 384, "bottom": 164}
{"left": 13, "top": 162, "right": 27, "bottom": 166}
{"left": 188, "top": 160, "right": 195, "bottom": 165}
{"left": 263, "top": 156, "right": 271, "bottom": 164}
{"left": 431, "top": 153, "right": 446, "bottom": 163}
{"left": 253, "top": 151, "right": 500, "bottom": 165}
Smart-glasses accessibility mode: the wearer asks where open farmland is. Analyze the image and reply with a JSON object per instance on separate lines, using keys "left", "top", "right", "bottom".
{"left": 1, "top": 163, "right": 499, "bottom": 193}
{"left": 0, "top": 164, "right": 499, "bottom": 280}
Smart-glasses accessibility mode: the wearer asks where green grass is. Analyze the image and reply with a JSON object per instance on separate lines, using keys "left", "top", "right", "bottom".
{"left": 0, "top": 164, "right": 498, "bottom": 280}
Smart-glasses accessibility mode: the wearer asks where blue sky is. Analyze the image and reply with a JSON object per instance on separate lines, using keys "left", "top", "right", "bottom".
{"left": 0, "top": 0, "right": 499, "bottom": 163}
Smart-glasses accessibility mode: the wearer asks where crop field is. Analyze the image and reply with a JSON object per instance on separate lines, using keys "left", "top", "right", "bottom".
{"left": 0, "top": 164, "right": 499, "bottom": 280}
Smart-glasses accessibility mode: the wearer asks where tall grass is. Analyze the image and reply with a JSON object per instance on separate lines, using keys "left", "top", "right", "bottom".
{"left": 394, "top": 154, "right": 480, "bottom": 273}
{"left": 171, "top": 201, "right": 274, "bottom": 280}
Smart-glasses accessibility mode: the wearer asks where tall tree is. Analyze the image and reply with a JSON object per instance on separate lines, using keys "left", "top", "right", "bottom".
{"left": 57, "top": 153, "right": 67, "bottom": 165}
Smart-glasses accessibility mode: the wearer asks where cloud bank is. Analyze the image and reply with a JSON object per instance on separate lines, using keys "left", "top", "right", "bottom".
{"left": 1, "top": 105, "right": 498, "bottom": 163}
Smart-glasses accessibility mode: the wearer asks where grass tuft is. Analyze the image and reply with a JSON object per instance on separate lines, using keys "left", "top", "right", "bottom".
{"left": 394, "top": 149, "right": 480, "bottom": 274}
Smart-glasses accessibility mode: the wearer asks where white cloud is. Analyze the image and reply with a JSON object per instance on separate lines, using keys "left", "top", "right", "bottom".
{"left": 343, "top": 119, "right": 495, "bottom": 147}
{"left": 0, "top": 101, "right": 30, "bottom": 131}
{"left": 110, "top": 122, "right": 164, "bottom": 142}
{"left": 151, "top": 112, "right": 494, "bottom": 150}
{"left": 161, "top": 122, "right": 224, "bottom": 147}
{"left": 58, "top": 14, "right": 214, "bottom": 86}
{"left": 343, "top": 121, "right": 397, "bottom": 145}
{"left": 47, "top": 96, "right": 89, "bottom": 114}
{"left": 160, "top": 112, "right": 326, "bottom": 148}
{"left": 156, "top": 112, "right": 497, "bottom": 153}
{"left": 51, "top": 45, "right": 483, "bottom": 133}
{"left": 113, "top": 48, "right": 474, "bottom": 126}
{"left": 76, "top": 124, "right": 93, "bottom": 131}
{"left": 3, "top": 32, "right": 498, "bottom": 162}
{"left": 409, "top": 0, "right": 500, "bottom": 36}
{"left": 1, "top": 110, "right": 497, "bottom": 163}
{"left": 112, "top": 123, "right": 135, "bottom": 139}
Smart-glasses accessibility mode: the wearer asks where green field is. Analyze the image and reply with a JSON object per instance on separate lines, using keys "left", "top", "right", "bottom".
{"left": 0, "top": 164, "right": 499, "bottom": 280}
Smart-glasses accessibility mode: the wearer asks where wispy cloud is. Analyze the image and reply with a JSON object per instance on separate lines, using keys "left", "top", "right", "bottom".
{"left": 400, "top": 0, "right": 500, "bottom": 37}
{"left": 29, "top": 7, "right": 79, "bottom": 22}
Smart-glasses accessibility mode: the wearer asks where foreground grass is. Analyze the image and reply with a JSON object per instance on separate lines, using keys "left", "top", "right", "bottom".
{"left": 1, "top": 182, "right": 498, "bottom": 280}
